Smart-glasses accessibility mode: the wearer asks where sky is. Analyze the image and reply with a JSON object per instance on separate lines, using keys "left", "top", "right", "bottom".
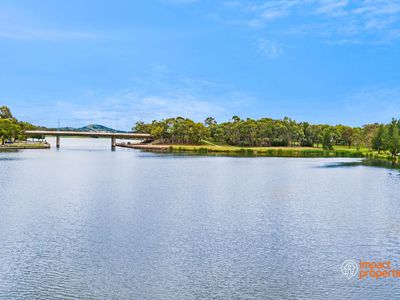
{"left": 1, "top": 0, "right": 400, "bottom": 130}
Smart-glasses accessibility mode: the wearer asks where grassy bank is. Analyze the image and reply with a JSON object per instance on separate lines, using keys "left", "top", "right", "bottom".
{"left": 168, "top": 144, "right": 394, "bottom": 159}
{"left": 0, "top": 142, "right": 50, "bottom": 150}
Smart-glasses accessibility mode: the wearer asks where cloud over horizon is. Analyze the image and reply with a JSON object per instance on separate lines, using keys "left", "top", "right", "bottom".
{"left": 223, "top": 0, "right": 400, "bottom": 44}
{"left": 1, "top": 0, "right": 399, "bottom": 128}
{"left": 9, "top": 71, "right": 253, "bottom": 130}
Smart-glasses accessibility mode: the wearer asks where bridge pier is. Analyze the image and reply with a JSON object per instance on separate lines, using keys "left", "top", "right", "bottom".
{"left": 56, "top": 136, "right": 60, "bottom": 148}
{"left": 111, "top": 137, "right": 116, "bottom": 150}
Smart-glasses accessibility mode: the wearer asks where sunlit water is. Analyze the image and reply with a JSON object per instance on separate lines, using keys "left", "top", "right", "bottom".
{"left": 1, "top": 138, "right": 400, "bottom": 299}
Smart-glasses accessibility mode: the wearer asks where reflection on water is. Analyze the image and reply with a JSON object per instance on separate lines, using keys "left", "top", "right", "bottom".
{"left": 0, "top": 156, "right": 22, "bottom": 161}
{"left": 0, "top": 138, "right": 400, "bottom": 299}
{"left": 322, "top": 158, "right": 400, "bottom": 171}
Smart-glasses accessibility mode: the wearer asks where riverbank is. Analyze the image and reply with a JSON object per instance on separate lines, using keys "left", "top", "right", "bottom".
{"left": 172, "top": 144, "right": 397, "bottom": 159}
{"left": 118, "top": 142, "right": 395, "bottom": 160}
{"left": 0, "top": 142, "right": 50, "bottom": 150}
{"left": 170, "top": 144, "right": 367, "bottom": 157}
{"left": 117, "top": 143, "right": 169, "bottom": 152}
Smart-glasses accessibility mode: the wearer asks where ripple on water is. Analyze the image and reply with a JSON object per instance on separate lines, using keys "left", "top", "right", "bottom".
{"left": 1, "top": 143, "right": 400, "bottom": 299}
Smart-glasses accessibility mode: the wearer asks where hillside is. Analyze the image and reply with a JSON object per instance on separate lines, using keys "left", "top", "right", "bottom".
{"left": 50, "top": 124, "right": 127, "bottom": 133}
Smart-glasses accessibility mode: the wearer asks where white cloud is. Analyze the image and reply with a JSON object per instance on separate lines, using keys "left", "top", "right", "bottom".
{"left": 223, "top": 0, "right": 400, "bottom": 44}
{"left": 134, "top": 95, "right": 224, "bottom": 121}
{"left": 257, "top": 38, "right": 283, "bottom": 59}
{"left": 22, "top": 71, "right": 254, "bottom": 130}
{"left": 313, "top": 0, "right": 349, "bottom": 17}
{"left": 254, "top": 1, "right": 301, "bottom": 21}
{"left": 0, "top": 8, "right": 99, "bottom": 41}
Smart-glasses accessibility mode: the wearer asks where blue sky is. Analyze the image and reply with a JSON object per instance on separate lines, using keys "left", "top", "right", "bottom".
{"left": 1, "top": 0, "right": 400, "bottom": 130}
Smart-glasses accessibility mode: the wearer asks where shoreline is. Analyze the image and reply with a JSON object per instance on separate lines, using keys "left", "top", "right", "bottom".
{"left": 0, "top": 142, "right": 50, "bottom": 150}
{"left": 117, "top": 143, "right": 170, "bottom": 152}
{"left": 117, "top": 143, "right": 391, "bottom": 159}
{"left": 169, "top": 145, "right": 366, "bottom": 158}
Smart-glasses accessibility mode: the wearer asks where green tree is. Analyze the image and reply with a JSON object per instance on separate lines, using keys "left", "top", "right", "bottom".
{"left": 352, "top": 128, "right": 363, "bottom": 151}
{"left": 310, "top": 125, "right": 323, "bottom": 147}
{"left": 362, "top": 123, "right": 379, "bottom": 150}
{"left": 0, "top": 106, "right": 14, "bottom": 119}
{"left": 0, "top": 119, "right": 15, "bottom": 144}
{"left": 322, "top": 128, "right": 333, "bottom": 150}
{"left": 387, "top": 119, "right": 400, "bottom": 157}
{"left": 372, "top": 124, "right": 387, "bottom": 153}
{"left": 231, "top": 115, "right": 241, "bottom": 123}
{"left": 204, "top": 117, "right": 217, "bottom": 127}
{"left": 133, "top": 115, "right": 400, "bottom": 155}
{"left": 204, "top": 117, "right": 218, "bottom": 141}
{"left": 341, "top": 126, "right": 354, "bottom": 148}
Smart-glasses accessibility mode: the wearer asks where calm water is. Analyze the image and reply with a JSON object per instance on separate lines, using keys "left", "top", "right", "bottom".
{"left": 1, "top": 138, "right": 400, "bottom": 299}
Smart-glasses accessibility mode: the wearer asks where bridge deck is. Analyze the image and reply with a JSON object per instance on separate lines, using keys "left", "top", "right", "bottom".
{"left": 24, "top": 130, "right": 151, "bottom": 139}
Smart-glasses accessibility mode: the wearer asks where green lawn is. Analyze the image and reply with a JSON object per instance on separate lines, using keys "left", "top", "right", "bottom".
{"left": 0, "top": 142, "right": 50, "bottom": 149}
{"left": 168, "top": 143, "right": 394, "bottom": 160}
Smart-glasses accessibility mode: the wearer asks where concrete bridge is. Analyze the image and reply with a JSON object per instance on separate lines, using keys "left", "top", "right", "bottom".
{"left": 24, "top": 130, "right": 152, "bottom": 149}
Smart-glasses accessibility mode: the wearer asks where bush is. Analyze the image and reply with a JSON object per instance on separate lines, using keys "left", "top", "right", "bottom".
{"left": 271, "top": 139, "right": 289, "bottom": 147}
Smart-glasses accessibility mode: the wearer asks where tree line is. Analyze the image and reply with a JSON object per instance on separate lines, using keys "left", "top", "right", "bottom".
{"left": 2, "top": 104, "right": 400, "bottom": 158}
{"left": 0, "top": 106, "right": 38, "bottom": 144}
{"left": 134, "top": 116, "right": 400, "bottom": 156}
{"left": 371, "top": 119, "right": 400, "bottom": 157}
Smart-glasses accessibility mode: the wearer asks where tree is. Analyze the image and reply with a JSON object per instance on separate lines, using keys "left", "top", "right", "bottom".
{"left": 352, "top": 128, "right": 363, "bottom": 151}
{"left": 322, "top": 128, "right": 333, "bottom": 150}
{"left": 387, "top": 118, "right": 400, "bottom": 157}
{"left": 362, "top": 123, "right": 379, "bottom": 150}
{"left": 204, "top": 117, "right": 218, "bottom": 141}
{"left": 133, "top": 117, "right": 208, "bottom": 144}
{"left": 204, "top": 117, "right": 217, "bottom": 127}
{"left": 0, "top": 106, "right": 14, "bottom": 119}
{"left": 133, "top": 115, "right": 400, "bottom": 155}
{"left": 310, "top": 125, "right": 323, "bottom": 147}
{"left": 0, "top": 119, "right": 15, "bottom": 144}
{"left": 372, "top": 124, "right": 387, "bottom": 153}
{"left": 341, "top": 126, "right": 354, "bottom": 148}
{"left": 231, "top": 116, "right": 241, "bottom": 123}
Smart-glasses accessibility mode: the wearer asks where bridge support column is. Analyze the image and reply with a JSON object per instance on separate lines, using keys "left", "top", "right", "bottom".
{"left": 111, "top": 137, "right": 116, "bottom": 150}
{"left": 56, "top": 136, "right": 60, "bottom": 148}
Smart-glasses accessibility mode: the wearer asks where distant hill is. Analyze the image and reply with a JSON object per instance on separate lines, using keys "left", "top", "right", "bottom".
{"left": 49, "top": 124, "right": 127, "bottom": 133}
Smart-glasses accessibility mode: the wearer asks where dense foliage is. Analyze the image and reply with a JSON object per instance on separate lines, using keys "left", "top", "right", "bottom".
{"left": 133, "top": 116, "right": 400, "bottom": 156}
{"left": 371, "top": 119, "right": 400, "bottom": 157}
{"left": 135, "top": 117, "right": 208, "bottom": 144}
{"left": 2, "top": 104, "right": 400, "bottom": 158}
{"left": 0, "top": 106, "right": 38, "bottom": 144}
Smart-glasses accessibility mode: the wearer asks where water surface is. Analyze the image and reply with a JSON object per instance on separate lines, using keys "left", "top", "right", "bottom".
{"left": 1, "top": 138, "right": 399, "bottom": 299}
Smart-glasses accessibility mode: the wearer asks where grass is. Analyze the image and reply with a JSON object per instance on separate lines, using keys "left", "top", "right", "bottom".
{"left": 200, "top": 139, "right": 221, "bottom": 147}
{"left": 168, "top": 143, "right": 394, "bottom": 160}
{"left": 0, "top": 142, "right": 50, "bottom": 149}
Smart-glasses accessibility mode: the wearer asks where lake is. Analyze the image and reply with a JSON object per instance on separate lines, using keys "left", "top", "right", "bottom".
{"left": 1, "top": 138, "right": 399, "bottom": 299}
